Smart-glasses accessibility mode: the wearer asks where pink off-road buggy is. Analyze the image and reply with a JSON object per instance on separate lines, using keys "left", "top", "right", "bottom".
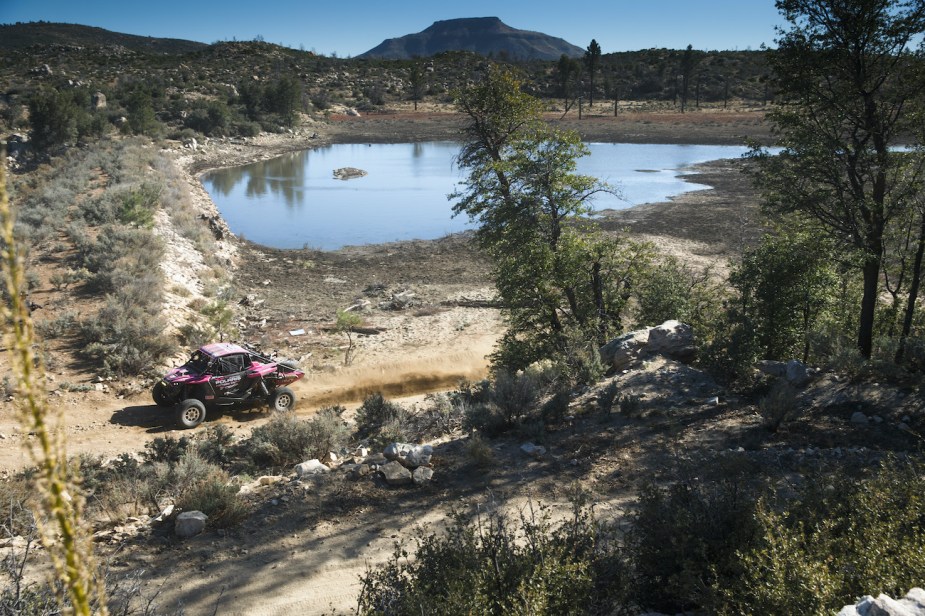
{"left": 152, "top": 342, "right": 304, "bottom": 428}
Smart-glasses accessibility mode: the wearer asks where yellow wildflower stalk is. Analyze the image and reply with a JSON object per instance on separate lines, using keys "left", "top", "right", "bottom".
{"left": 0, "top": 157, "right": 107, "bottom": 614}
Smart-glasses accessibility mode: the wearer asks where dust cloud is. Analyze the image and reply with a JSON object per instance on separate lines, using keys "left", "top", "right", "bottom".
{"left": 293, "top": 344, "right": 492, "bottom": 409}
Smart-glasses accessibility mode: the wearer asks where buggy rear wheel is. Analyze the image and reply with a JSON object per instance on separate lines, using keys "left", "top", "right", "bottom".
{"left": 269, "top": 387, "right": 296, "bottom": 412}
{"left": 177, "top": 399, "right": 206, "bottom": 428}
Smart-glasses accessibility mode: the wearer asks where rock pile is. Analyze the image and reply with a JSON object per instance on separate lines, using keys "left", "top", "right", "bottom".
{"left": 600, "top": 320, "right": 696, "bottom": 371}
{"left": 291, "top": 442, "right": 437, "bottom": 487}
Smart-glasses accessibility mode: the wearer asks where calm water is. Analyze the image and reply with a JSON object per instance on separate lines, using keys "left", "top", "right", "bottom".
{"left": 202, "top": 142, "right": 752, "bottom": 250}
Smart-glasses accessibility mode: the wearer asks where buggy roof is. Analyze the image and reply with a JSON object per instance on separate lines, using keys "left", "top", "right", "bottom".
{"left": 199, "top": 342, "right": 248, "bottom": 358}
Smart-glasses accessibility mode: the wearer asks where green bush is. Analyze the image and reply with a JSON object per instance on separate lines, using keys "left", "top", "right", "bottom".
{"left": 628, "top": 476, "right": 759, "bottom": 613}
{"left": 758, "top": 380, "right": 798, "bottom": 432}
{"left": 411, "top": 393, "right": 466, "bottom": 439}
{"left": 717, "top": 458, "right": 925, "bottom": 615}
{"left": 117, "top": 183, "right": 160, "bottom": 227}
{"left": 357, "top": 500, "right": 629, "bottom": 615}
{"left": 541, "top": 388, "right": 571, "bottom": 425}
{"left": 463, "top": 401, "right": 512, "bottom": 437}
{"left": 0, "top": 476, "right": 36, "bottom": 537}
{"left": 195, "top": 424, "right": 237, "bottom": 465}
{"left": 633, "top": 256, "right": 696, "bottom": 328}
{"left": 490, "top": 370, "right": 540, "bottom": 424}
{"left": 143, "top": 436, "right": 194, "bottom": 464}
{"left": 355, "top": 393, "right": 406, "bottom": 440}
{"left": 79, "top": 294, "right": 172, "bottom": 376}
{"left": 464, "top": 434, "right": 495, "bottom": 468}
{"left": 597, "top": 380, "right": 620, "bottom": 416}
{"left": 34, "top": 309, "right": 80, "bottom": 339}
{"left": 176, "top": 470, "right": 249, "bottom": 529}
{"left": 80, "top": 453, "right": 157, "bottom": 522}
{"left": 246, "top": 408, "right": 349, "bottom": 469}
{"left": 617, "top": 393, "right": 642, "bottom": 416}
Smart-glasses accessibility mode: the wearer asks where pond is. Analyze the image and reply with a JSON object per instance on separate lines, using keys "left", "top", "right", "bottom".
{"left": 202, "top": 142, "right": 754, "bottom": 250}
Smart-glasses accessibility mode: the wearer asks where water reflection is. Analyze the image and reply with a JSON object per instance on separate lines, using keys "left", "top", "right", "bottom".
{"left": 207, "top": 150, "right": 312, "bottom": 209}
{"left": 202, "top": 142, "right": 753, "bottom": 250}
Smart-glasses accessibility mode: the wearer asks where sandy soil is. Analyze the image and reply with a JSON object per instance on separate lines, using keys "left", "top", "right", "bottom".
{"left": 0, "top": 106, "right": 781, "bottom": 614}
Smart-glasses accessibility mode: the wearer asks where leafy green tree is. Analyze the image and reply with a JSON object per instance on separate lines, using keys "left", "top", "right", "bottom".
{"left": 335, "top": 309, "right": 362, "bottom": 366}
{"left": 634, "top": 256, "right": 722, "bottom": 333}
{"left": 125, "top": 89, "right": 159, "bottom": 136}
{"left": 556, "top": 54, "right": 581, "bottom": 115}
{"left": 238, "top": 81, "right": 264, "bottom": 120}
{"left": 408, "top": 62, "right": 426, "bottom": 111}
{"left": 264, "top": 76, "right": 302, "bottom": 127}
{"left": 453, "top": 66, "right": 651, "bottom": 374}
{"left": 754, "top": 0, "right": 925, "bottom": 358}
{"left": 185, "top": 100, "right": 231, "bottom": 136}
{"left": 729, "top": 223, "right": 838, "bottom": 362}
{"left": 28, "top": 87, "right": 79, "bottom": 150}
{"left": 679, "top": 44, "right": 700, "bottom": 112}
{"left": 584, "top": 39, "right": 602, "bottom": 106}
{"left": 894, "top": 191, "right": 925, "bottom": 362}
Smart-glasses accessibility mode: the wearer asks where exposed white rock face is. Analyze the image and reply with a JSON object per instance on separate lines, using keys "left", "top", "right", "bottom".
{"left": 838, "top": 588, "right": 925, "bottom": 616}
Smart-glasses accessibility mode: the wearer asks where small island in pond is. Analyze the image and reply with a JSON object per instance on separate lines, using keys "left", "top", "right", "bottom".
{"left": 333, "top": 167, "right": 368, "bottom": 180}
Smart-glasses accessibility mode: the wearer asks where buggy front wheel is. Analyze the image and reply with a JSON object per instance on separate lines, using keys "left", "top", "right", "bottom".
{"left": 152, "top": 382, "right": 173, "bottom": 407}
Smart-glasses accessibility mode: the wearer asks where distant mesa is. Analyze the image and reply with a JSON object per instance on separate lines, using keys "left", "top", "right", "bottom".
{"left": 358, "top": 17, "right": 584, "bottom": 61}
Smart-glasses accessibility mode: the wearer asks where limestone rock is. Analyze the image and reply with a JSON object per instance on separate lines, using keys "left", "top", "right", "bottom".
{"left": 344, "top": 463, "right": 371, "bottom": 480}
{"left": 785, "top": 359, "right": 811, "bottom": 387}
{"left": 0, "top": 535, "right": 29, "bottom": 549}
{"left": 520, "top": 442, "right": 546, "bottom": 459}
{"left": 379, "top": 290, "right": 416, "bottom": 310}
{"left": 294, "top": 459, "right": 331, "bottom": 477}
{"left": 364, "top": 452, "right": 388, "bottom": 466}
{"left": 154, "top": 504, "right": 175, "bottom": 522}
{"left": 839, "top": 588, "right": 925, "bottom": 616}
{"left": 380, "top": 461, "right": 413, "bottom": 486}
{"left": 405, "top": 445, "right": 433, "bottom": 468}
{"left": 644, "top": 320, "right": 696, "bottom": 362}
{"left": 384, "top": 443, "right": 433, "bottom": 469}
{"left": 413, "top": 467, "right": 434, "bottom": 485}
{"left": 599, "top": 328, "right": 649, "bottom": 370}
{"left": 175, "top": 511, "right": 207, "bottom": 539}
{"left": 757, "top": 360, "right": 788, "bottom": 378}
{"left": 258, "top": 475, "right": 286, "bottom": 486}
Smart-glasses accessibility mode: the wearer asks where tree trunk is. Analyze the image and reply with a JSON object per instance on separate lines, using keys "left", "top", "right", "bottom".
{"left": 591, "top": 260, "right": 606, "bottom": 344}
{"left": 858, "top": 254, "right": 881, "bottom": 359}
{"left": 896, "top": 212, "right": 925, "bottom": 363}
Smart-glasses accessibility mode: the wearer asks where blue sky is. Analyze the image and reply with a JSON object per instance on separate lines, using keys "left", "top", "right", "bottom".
{"left": 0, "top": 0, "right": 785, "bottom": 57}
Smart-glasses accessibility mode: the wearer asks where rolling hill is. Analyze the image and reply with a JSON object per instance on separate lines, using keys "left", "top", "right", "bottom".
{"left": 0, "top": 21, "right": 207, "bottom": 54}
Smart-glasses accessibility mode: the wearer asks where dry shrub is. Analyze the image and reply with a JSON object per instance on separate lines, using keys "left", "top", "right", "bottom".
{"left": 758, "top": 380, "right": 798, "bottom": 432}
{"left": 246, "top": 408, "right": 349, "bottom": 469}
